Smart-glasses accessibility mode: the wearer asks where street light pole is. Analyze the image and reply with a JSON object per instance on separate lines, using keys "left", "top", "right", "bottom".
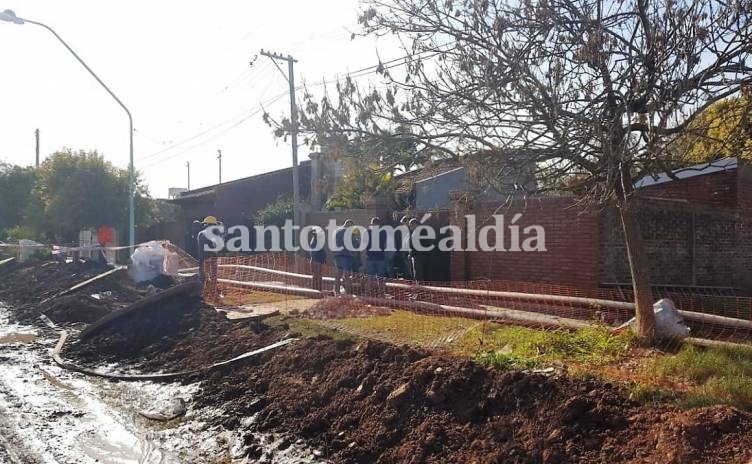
{"left": 0, "top": 9, "right": 136, "bottom": 250}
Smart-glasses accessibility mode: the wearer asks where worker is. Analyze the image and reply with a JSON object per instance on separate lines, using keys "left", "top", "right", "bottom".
{"left": 197, "top": 216, "right": 224, "bottom": 302}
{"left": 394, "top": 215, "right": 410, "bottom": 277}
{"left": 406, "top": 217, "right": 427, "bottom": 281}
{"left": 365, "top": 217, "right": 388, "bottom": 296}
{"left": 308, "top": 226, "right": 326, "bottom": 291}
{"left": 333, "top": 219, "right": 356, "bottom": 295}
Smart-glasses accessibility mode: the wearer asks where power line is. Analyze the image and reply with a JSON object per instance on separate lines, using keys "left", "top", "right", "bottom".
{"left": 140, "top": 92, "right": 288, "bottom": 168}
{"left": 139, "top": 45, "right": 451, "bottom": 166}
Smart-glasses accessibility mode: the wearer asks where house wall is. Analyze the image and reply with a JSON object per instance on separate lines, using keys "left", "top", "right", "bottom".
{"left": 737, "top": 160, "right": 752, "bottom": 214}
{"left": 215, "top": 163, "right": 311, "bottom": 225}
{"left": 638, "top": 169, "right": 738, "bottom": 208}
{"left": 449, "top": 196, "right": 601, "bottom": 291}
{"left": 415, "top": 168, "right": 467, "bottom": 211}
{"left": 448, "top": 185, "right": 750, "bottom": 293}
{"left": 599, "top": 200, "right": 744, "bottom": 288}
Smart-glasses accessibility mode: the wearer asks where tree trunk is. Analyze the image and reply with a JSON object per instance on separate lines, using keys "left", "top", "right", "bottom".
{"left": 619, "top": 199, "right": 656, "bottom": 340}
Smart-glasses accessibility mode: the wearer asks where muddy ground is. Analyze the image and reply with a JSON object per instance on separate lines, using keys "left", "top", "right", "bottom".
{"left": 1, "top": 258, "right": 751, "bottom": 463}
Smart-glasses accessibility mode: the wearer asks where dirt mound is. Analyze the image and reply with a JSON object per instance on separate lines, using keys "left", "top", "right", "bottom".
{"left": 65, "top": 292, "right": 287, "bottom": 372}
{"left": 35, "top": 294, "right": 111, "bottom": 324}
{"left": 0, "top": 258, "right": 181, "bottom": 325}
{"left": 0, "top": 259, "right": 110, "bottom": 306}
{"left": 195, "top": 338, "right": 752, "bottom": 463}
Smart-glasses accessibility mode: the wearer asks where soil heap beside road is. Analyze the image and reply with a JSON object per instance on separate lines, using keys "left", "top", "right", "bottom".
{"left": 1, "top": 258, "right": 751, "bottom": 463}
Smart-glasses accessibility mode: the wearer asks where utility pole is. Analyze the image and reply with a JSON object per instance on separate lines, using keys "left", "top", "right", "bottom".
{"left": 260, "top": 49, "right": 299, "bottom": 247}
{"left": 186, "top": 161, "right": 191, "bottom": 190}
{"left": 34, "top": 128, "right": 40, "bottom": 167}
{"left": 217, "top": 149, "right": 222, "bottom": 184}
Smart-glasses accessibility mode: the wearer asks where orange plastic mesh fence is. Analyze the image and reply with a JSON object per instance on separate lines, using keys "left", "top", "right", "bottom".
{"left": 191, "top": 252, "right": 752, "bottom": 348}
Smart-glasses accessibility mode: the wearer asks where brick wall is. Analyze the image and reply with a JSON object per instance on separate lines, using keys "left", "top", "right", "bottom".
{"left": 737, "top": 160, "right": 752, "bottom": 214}
{"left": 450, "top": 196, "right": 601, "bottom": 291}
{"left": 600, "top": 200, "right": 743, "bottom": 288}
{"left": 638, "top": 170, "right": 738, "bottom": 208}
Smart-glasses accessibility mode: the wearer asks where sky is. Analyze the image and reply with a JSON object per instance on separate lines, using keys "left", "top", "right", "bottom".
{"left": 0, "top": 1, "right": 400, "bottom": 198}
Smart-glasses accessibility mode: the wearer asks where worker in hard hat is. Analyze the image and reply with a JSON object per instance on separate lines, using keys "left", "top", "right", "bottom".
{"left": 197, "top": 216, "right": 224, "bottom": 302}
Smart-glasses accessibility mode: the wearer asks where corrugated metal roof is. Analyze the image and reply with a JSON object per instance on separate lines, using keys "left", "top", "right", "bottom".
{"left": 635, "top": 157, "right": 738, "bottom": 188}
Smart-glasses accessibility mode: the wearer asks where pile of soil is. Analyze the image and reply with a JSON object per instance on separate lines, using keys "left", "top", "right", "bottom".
{"left": 65, "top": 292, "right": 287, "bottom": 372}
{"left": 0, "top": 258, "right": 176, "bottom": 325}
{"left": 196, "top": 337, "right": 752, "bottom": 463}
{"left": 0, "top": 259, "right": 110, "bottom": 305}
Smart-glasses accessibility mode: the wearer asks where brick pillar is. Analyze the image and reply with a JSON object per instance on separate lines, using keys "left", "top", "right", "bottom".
{"left": 365, "top": 197, "right": 389, "bottom": 222}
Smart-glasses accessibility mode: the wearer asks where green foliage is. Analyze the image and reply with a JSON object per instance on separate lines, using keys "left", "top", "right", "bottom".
{"left": 255, "top": 197, "right": 294, "bottom": 250}
{"left": 0, "top": 162, "right": 36, "bottom": 233}
{"left": 1, "top": 149, "right": 158, "bottom": 244}
{"left": 474, "top": 351, "right": 542, "bottom": 370}
{"left": 651, "top": 344, "right": 752, "bottom": 409}
{"left": 255, "top": 196, "right": 293, "bottom": 227}
{"left": 325, "top": 157, "right": 394, "bottom": 210}
{"left": 676, "top": 93, "right": 752, "bottom": 163}
{"left": 626, "top": 382, "right": 679, "bottom": 405}
{"left": 3, "top": 225, "right": 40, "bottom": 242}
{"left": 461, "top": 325, "right": 634, "bottom": 365}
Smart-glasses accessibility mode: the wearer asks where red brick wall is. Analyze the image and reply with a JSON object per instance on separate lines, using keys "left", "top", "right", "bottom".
{"left": 737, "top": 160, "right": 752, "bottom": 214}
{"left": 600, "top": 200, "right": 743, "bottom": 288}
{"left": 637, "top": 170, "right": 738, "bottom": 208}
{"left": 450, "top": 197, "right": 601, "bottom": 291}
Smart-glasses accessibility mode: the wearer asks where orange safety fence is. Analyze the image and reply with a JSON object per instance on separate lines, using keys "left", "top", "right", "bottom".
{"left": 188, "top": 251, "right": 752, "bottom": 347}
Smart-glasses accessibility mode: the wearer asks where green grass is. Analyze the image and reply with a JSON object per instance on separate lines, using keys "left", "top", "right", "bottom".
{"left": 473, "top": 351, "right": 542, "bottom": 370}
{"left": 330, "top": 310, "right": 478, "bottom": 346}
{"left": 268, "top": 310, "right": 752, "bottom": 410}
{"left": 265, "top": 315, "right": 356, "bottom": 341}
{"left": 458, "top": 324, "right": 635, "bottom": 365}
{"left": 650, "top": 344, "right": 752, "bottom": 408}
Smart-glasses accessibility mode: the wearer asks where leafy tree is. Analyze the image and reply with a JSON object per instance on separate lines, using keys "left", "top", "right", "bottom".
{"left": 28, "top": 149, "right": 157, "bottom": 243}
{"left": 255, "top": 196, "right": 293, "bottom": 250}
{"left": 270, "top": 0, "right": 752, "bottom": 339}
{"left": 255, "top": 196, "right": 294, "bottom": 228}
{"left": 674, "top": 91, "right": 752, "bottom": 163}
{"left": 321, "top": 142, "right": 397, "bottom": 210}
{"left": 0, "top": 162, "right": 36, "bottom": 236}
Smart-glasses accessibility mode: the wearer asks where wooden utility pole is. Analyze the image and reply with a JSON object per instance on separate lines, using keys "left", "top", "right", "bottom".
{"left": 186, "top": 161, "right": 191, "bottom": 190}
{"left": 260, "top": 49, "right": 299, "bottom": 247}
{"left": 35, "top": 128, "right": 40, "bottom": 167}
{"left": 217, "top": 149, "right": 222, "bottom": 184}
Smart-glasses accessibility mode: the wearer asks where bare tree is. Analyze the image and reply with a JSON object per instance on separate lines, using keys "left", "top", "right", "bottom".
{"left": 269, "top": 0, "right": 752, "bottom": 339}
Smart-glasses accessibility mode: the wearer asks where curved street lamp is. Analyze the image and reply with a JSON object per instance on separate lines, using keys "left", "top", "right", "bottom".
{"left": 0, "top": 9, "right": 135, "bottom": 250}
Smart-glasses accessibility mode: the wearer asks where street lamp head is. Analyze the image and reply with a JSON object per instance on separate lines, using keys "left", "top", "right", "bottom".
{"left": 0, "top": 9, "right": 24, "bottom": 25}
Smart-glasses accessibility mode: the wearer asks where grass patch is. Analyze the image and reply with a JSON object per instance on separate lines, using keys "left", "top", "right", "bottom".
{"left": 220, "top": 290, "right": 303, "bottom": 306}
{"left": 330, "top": 310, "right": 478, "bottom": 346}
{"left": 474, "top": 351, "right": 542, "bottom": 370}
{"left": 650, "top": 344, "right": 752, "bottom": 409}
{"left": 265, "top": 315, "right": 355, "bottom": 341}
{"left": 457, "top": 324, "right": 634, "bottom": 365}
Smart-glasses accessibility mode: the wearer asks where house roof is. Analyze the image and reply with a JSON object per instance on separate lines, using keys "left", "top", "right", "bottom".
{"left": 634, "top": 157, "right": 738, "bottom": 189}
{"left": 394, "top": 159, "right": 462, "bottom": 194}
{"left": 170, "top": 161, "right": 311, "bottom": 203}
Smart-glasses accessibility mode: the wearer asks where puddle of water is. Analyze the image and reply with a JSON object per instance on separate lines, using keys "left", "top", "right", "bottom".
{"left": 0, "top": 332, "right": 38, "bottom": 344}
{"left": 0, "top": 301, "right": 328, "bottom": 464}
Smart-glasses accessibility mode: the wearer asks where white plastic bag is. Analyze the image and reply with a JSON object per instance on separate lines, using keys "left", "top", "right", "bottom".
{"left": 129, "top": 241, "right": 168, "bottom": 283}
{"left": 628, "top": 298, "right": 690, "bottom": 339}
{"left": 18, "top": 239, "right": 45, "bottom": 262}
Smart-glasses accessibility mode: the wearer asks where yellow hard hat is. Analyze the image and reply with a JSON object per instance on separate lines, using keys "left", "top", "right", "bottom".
{"left": 202, "top": 215, "right": 218, "bottom": 225}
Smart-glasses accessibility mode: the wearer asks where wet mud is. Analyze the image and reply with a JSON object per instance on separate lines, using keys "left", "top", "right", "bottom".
{"left": 1, "top": 258, "right": 751, "bottom": 463}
